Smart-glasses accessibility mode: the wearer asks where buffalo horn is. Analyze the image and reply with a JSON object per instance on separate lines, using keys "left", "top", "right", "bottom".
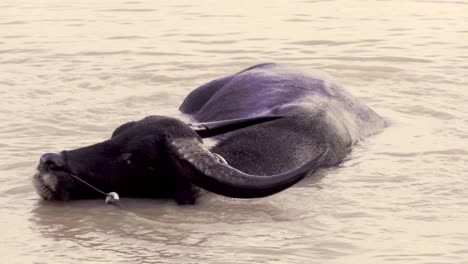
{"left": 167, "top": 138, "right": 327, "bottom": 198}
{"left": 190, "top": 115, "right": 283, "bottom": 138}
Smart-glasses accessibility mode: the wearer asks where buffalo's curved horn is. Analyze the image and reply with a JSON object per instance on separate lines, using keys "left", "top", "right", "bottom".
{"left": 167, "top": 138, "right": 327, "bottom": 198}
{"left": 190, "top": 115, "right": 283, "bottom": 138}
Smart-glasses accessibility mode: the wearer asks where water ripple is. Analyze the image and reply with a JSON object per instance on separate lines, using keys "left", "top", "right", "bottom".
{"left": 1, "top": 0, "right": 467, "bottom": 263}
{"left": 106, "top": 36, "right": 146, "bottom": 40}
{"left": 376, "top": 148, "right": 468, "bottom": 157}
{"left": 99, "top": 9, "right": 155, "bottom": 12}
{"left": 317, "top": 56, "right": 432, "bottom": 63}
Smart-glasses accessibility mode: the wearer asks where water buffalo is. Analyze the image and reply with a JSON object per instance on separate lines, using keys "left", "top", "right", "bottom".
{"left": 33, "top": 63, "right": 385, "bottom": 205}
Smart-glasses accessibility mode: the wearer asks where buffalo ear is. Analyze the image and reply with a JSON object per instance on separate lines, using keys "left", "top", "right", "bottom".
{"left": 111, "top": 121, "right": 136, "bottom": 138}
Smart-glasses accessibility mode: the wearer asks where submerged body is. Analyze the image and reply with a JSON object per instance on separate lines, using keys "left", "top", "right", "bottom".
{"left": 33, "top": 63, "right": 385, "bottom": 204}
{"left": 181, "top": 63, "right": 385, "bottom": 174}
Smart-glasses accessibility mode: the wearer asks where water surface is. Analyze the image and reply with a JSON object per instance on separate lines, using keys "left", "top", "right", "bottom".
{"left": 1, "top": 0, "right": 467, "bottom": 263}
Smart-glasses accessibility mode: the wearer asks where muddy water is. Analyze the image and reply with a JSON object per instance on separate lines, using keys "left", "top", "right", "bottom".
{"left": 1, "top": 0, "right": 467, "bottom": 263}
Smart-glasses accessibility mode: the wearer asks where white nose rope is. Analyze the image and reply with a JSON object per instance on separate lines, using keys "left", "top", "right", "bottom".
{"left": 66, "top": 173, "right": 120, "bottom": 205}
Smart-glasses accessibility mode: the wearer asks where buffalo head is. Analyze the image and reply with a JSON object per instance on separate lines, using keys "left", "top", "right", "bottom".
{"left": 33, "top": 115, "right": 325, "bottom": 204}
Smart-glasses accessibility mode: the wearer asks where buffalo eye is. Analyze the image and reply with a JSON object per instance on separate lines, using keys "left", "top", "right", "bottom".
{"left": 120, "top": 153, "right": 133, "bottom": 164}
{"left": 119, "top": 151, "right": 155, "bottom": 170}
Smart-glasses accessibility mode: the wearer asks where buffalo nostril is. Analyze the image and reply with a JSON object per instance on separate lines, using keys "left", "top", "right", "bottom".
{"left": 40, "top": 152, "right": 64, "bottom": 170}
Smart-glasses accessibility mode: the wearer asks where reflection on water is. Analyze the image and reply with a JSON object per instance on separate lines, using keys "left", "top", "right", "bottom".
{"left": 1, "top": 0, "right": 467, "bottom": 263}
{"left": 30, "top": 198, "right": 310, "bottom": 263}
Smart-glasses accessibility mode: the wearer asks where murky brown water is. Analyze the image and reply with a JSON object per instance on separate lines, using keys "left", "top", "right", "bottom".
{"left": 1, "top": 0, "right": 467, "bottom": 263}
